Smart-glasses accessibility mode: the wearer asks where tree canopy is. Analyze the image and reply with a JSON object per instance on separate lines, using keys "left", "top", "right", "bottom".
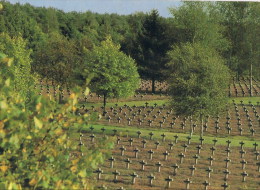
{"left": 167, "top": 43, "right": 230, "bottom": 117}
{"left": 84, "top": 37, "right": 140, "bottom": 108}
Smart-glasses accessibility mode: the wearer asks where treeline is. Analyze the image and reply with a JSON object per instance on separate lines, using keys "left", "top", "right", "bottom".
{"left": 0, "top": 1, "right": 259, "bottom": 88}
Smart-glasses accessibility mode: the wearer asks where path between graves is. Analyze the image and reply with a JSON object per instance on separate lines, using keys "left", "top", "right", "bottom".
{"left": 80, "top": 124, "right": 260, "bottom": 148}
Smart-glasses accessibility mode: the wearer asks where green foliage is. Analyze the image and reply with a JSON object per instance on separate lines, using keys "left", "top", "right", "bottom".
{"left": 84, "top": 37, "right": 140, "bottom": 107}
{"left": 216, "top": 2, "right": 260, "bottom": 79}
{"left": 167, "top": 43, "right": 230, "bottom": 117}
{"left": 123, "top": 10, "right": 172, "bottom": 92}
{"left": 169, "top": 2, "right": 230, "bottom": 54}
{"left": 0, "top": 33, "right": 34, "bottom": 104}
{"left": 32, "top": 32, "right": 79, "bottom": 85}
{"left": 0, "top": 54, "right": 113, "bottom": 189}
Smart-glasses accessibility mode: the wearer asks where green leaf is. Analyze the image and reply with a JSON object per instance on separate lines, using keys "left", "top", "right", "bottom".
{"left": 34, "top": 116, "right": 43, "bottom": 129}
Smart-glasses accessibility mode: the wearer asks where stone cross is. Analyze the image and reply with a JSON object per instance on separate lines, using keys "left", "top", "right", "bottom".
{"left": 147, "top": 174, "right": 155, "bottom": 187}
{"left": 179, "top": 153, "right": 185, "bottom": 164}
{"left": 250, "top": 128, "right": 255, "bottom": 136}
{"left": 133, "top": 148, "right": 139, "bottom": 158}
{"left": 224, "top": 158, "right": 231, "bottom": 168}
{"left": 172, "top": 163, "right": 179, "bottom": 175}
{"left": 182, "top": 144, "right": 188, "bottom": 152}
{"left": 187, "top": 136, "right": 191, "bottom": 145}
{"left": 196, "top": 145, "right": 202, "bottom": 154}
{"left": 148, "top": 120, "right": 153, "bottom": 127}
{"left": 112, "top": 170, "right": 120, "bottom": 183}
{"left": 208, "top": 156, "right": 214, "bottom": 166}
{"left": 239, "top": 127, "right": 243, "bottom": 135}
{"left": 127, "top": 118, "right": 132, "bottom": 126}
{"left": 210, "top": 147, "right": 216, "bottom": 156}
{"left": 137, "top": 131, "right": 142, "bottom": 138}
{"left": 170, "top": 122, "right": 175, "bottom": 129}
{"left": 255, "top": 151, "right": 260, "bottom": 160}
{"left": 128, "top": 138, "right": 134, "bottom": 146}
{"left": 117, "top": 117, "right": 121, "bottom": 124}
{"left": 239, "top": 141, "right": 245, "bottom": 149}
{"left": 120, "top": 146, "right": 126, "bottom": 156}
{"left": 159, "top": 121, "right": 164, "bottom": 128}
{"left": 199, "top": 137, "right": 205, "bottom": 145}
{"left": 155, "top": 161, "right": 163, "bottom": 172}
{"left": 253, "top": 142, "right": 258, "bottom": 151}
{"left": 165, "top": 176, "right": 173, "bottom": 188}
{"left": 174, "top": 135, "right": 179, "bottom": 144}
{"left": 213, "top": 139, "right": 218, "bottom": 146}
{"left": 193, "top": 154, "right": 200, "bottom": 165}
{"left": 124, "top": 158, "right": 132, "bottom": 169}
{"left": 142, "top": 139, "right": 147, "bottom": 148}
{"left": 116, "top": 137, "right": 121, "bottom": 145}
{"left": 161, "top": 133, "right": 166, "bottom": 142}
{"left": 168, "top": 142, "right": 174, "bottom": 150}
{"left": 226, "top": 140, "right": 231, "bottom": 148}
{"left": 94, "top": 168, "right": 103, "bottom": 180}
{"left": 241, "top": 171, "right": 248, "bottom": 182}
{"left": 239, "top": 149, "right": 246, "bottom": 158}
{"left": 240, "top": 159, "right": 247, "bottom": 169}
{"left": 140, "top": 160, "right": 147, "bottom": 171}
{"left": 155, "top": 141, "right": 160, "bottom": 149}
{"left": 149, "top": 132, "right": 154, "bottom": 140}
{"left": 225, "top": 148, "right": 231, "bottom": 157}
{"left": 223, "top": 169, "right": 230, "bottom": 180}
{"left": 184, "top": 178, "right": 192, "bottom": 190}
{"left": 109, "top": 157, "right": 115, "bottom": 168}
{"left": 189, "top": 165, "right": 196, "bottom": 176}
{"left": 163, "top": 151, "right": 169, "bottom": 161}
{"left": 148, "top": 149, "right": 154, "bottom": 160}
{"left": 221, "top": 182, "right": 229, "bottom": 190}
{"left": 256, "top": 162, "right": 260, "bottom": 172}
{"left": 202, "top": 180, "right": 210, "bottom": 190}
{"left": 90, "top": 134, "right": 95, "bottom": 143}
{"left": 206, "top": 167, "right": 213, "bottom": 178}
{"left": 130, "top": 172, "right": 138, "bottom": 185}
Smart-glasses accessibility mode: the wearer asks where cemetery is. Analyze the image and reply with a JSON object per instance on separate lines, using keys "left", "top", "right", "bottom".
{"left": 0, "top": 1, "right": 259, "bottom": 189}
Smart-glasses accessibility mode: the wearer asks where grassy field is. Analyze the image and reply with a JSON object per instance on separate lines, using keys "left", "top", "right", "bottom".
{"left": 229, "top": 97, "right": 260, "bottom": 105}
{"left": 79, "top": 124, "right": 260, "bottom": 148}
{"left": 80, "top": 97, "right": 259, "bottom": 108}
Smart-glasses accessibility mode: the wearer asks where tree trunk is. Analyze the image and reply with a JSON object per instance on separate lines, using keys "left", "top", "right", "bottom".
{"left": 200, "top": 115, "right": 204, "bottom": 137}
{"left": 190, "top": 116, "right": 193, "bottom": 137}
{"left": 152, "top": 78, "right": 155, "bottom": 94}
{"left": 103, "top": 93, "right": 107, "bottom": 116}
{"left": 250, "top": 63, "right": 253, "bottom": 97}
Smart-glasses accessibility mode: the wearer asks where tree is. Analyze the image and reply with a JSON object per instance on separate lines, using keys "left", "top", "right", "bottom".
{"left": 0, "top": 33, "right": 34, "bottom": 105}
{"left": 216, "top": 2, "right": 260, "bottom": 79}
{"left": 134, "top": 10, "right": 171, "bottom": 93}
{"left": 32, "top": 32, "right": 79, "bottom": 85}
{"left": 0, "top": 53, "right": 113, "bottom": 189}
{"left": 169, "top": 2, "right": 230, "bottom": 54}
{"left": 167, "top": 43, "right": 230, "bottom": 136}
{"left": 84, "top": 37, "right": 140, "bottom": 110}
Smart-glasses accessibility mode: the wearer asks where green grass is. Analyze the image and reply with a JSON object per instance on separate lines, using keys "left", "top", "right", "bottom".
{"left": 78, "top": 124, "right": 260, "bottom": 148}
{"left": 228, "top": 97, "right": 260, "bottom": 105}
{"left": 81, "top": 99, "right": 169, "bottom": 108}
{"left": 81, "top": 96, "right": 260, "bottom": 108}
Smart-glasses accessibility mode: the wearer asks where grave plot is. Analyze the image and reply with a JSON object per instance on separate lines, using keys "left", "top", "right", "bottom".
{"left": 230, "top": 77, "right": 260, "bottom": 97}
{"left": 138, "top": 79, "right": 169, "bottom": 94}
{"left": 35, "top": 77, "right": 260, "bottom": 101}
{"left": 76, "top": 127, "right": 260, "bottom": 190}
{"left": 34, "top": 81, "right": 168, "bottom": 103}
{"left": 81, "top": 101, "right": 260, "bottom": 139}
